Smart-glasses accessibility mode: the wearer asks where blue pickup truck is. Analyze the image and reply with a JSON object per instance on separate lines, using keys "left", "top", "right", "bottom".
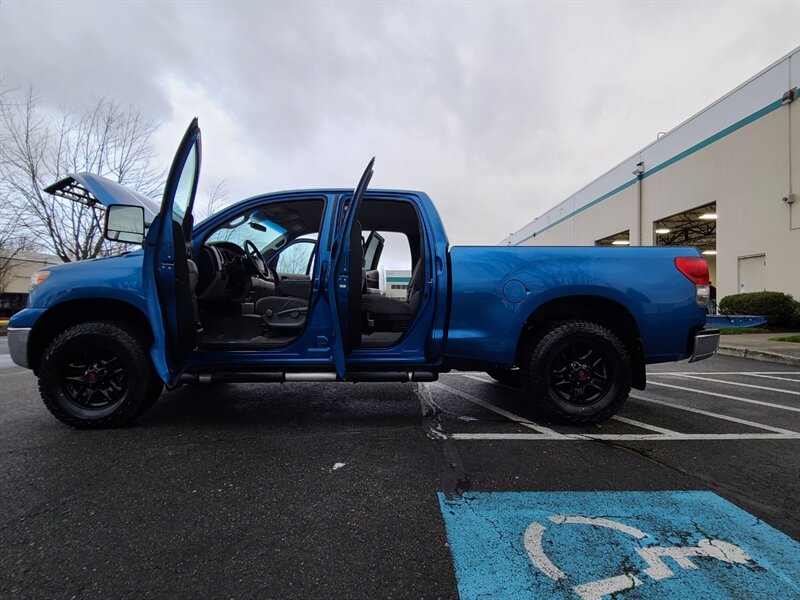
{"left": 8, "top": 120, "right": 719, "bottom": 428}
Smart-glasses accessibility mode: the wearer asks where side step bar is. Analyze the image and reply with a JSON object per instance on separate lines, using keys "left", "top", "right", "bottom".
{"left": 187, "top": 370, "right": 438, "bottom": 384}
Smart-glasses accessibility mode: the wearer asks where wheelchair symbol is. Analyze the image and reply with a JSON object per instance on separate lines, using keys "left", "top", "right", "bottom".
{"left": 524, "top": 515, "right": 752, "bottom": 600}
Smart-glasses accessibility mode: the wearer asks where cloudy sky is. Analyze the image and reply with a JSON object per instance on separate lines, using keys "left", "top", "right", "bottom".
{"left": 2, "top": 1, "right": 799, "bottom": 247}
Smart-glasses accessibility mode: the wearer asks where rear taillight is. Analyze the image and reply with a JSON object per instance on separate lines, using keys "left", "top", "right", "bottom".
{"left": 675, "top": 256, "right": 710, "bottom": 307}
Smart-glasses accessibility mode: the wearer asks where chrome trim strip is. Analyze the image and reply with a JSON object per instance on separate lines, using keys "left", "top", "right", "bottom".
{"left": 284, "top": 372, "right": 337, "bottom": 382}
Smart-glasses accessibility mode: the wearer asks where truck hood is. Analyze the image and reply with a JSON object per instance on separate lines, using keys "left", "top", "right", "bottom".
{"left": 44, "top": 173, "right": 160, "bottom": 226}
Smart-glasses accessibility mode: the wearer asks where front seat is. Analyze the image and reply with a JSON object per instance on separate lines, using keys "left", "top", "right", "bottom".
{"left": 361, "top": 260, "right": 424, "bottom": 323}
{"left": 255, "top": 295, "right": 308, "bottom": 329}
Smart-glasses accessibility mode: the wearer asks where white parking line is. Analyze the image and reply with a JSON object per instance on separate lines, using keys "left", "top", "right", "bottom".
{"left": 656, "top": 373, "right": 800, "bottom": 396}
{"left": 650, "top": 371, "right": 800, "bottom": 376}
{"left": 440, "top": 371, "right": 800, "bottom": 442}
{"left": 629, "top": 394, "right": 800, "bottom": 435}
{"left": 736, "top": 373, "right": 800, "bottom": 383}
{"left": 459, "top": 373, "right": 502, "bottom": 385}
{"left": 457, "top": 373, "right": 681, "bottom": 434}
{"left": 647, "top": 381, "right": 800, "bottom": 413}
{"left": 448, "top": 432, "right": 800, "bottom": 441}
{"left": 610, "top": 416, "right": 679, "bottom": 435}
{"left": 430, "top": 382, "right": 563, "bottom": 437}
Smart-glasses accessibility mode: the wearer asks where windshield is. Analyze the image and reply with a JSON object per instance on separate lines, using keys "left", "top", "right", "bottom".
{"left": 206, "top": 209, "right": 287, "bottom": 252}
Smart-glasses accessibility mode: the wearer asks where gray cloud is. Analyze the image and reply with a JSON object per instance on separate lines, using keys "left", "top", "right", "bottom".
{"left": 2, "top": 1, "right": 798, "bottom": 245}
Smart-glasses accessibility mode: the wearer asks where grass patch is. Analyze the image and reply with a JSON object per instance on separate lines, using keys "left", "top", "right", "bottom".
{"left": 719, "top": 327, "right": 770, "bottom": 335}
{"left": 769, "top": 335, "right": 800, "bottom": 343}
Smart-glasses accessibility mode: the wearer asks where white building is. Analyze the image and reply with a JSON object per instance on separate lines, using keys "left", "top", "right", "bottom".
{"left": 1, "top": 250, "right": 62, "bottom": 294}
{"left": 383, "top": 269, "right": 411, "bottom": 299}
{"left": 502, "top": 47, "right": 800, "bottom": 302}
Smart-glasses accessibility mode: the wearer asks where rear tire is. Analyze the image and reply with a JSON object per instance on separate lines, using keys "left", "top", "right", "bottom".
{"left": 38, "top": 321, "right": 162, "bottom": 429}
{"left": 520, "top": 321, "right": 631, "bottom": 424}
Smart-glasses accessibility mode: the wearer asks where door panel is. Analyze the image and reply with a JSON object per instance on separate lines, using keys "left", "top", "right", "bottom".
{"left": 327, "top": 158, "right": 374, "bottom": 377}
{"left": 363, "top": 231, "right": 384, "bottom": 271}
{"left": 145, "top": 119, "right": 202, "bottom": 382}
{"left": 737, "top": 254, "right": 766, "bottom": 293}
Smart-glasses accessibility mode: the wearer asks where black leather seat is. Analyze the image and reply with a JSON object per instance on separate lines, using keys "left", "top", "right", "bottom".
{"left": 361, "top": 260, "right": 423, "bottom": 317}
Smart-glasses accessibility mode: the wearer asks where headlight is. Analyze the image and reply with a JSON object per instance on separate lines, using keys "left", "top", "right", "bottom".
{"left": 30, "top": 270, "right": 50, "bottom": 292}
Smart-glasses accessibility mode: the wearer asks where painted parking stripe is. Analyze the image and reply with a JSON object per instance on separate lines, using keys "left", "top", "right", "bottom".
{"left": 449, "top": 432, "right": 800, "bottom": 441}
{"left": 648, "top": 380, "right": 800, "bottom": 413}
{"left": 439, "top": 491, "right": 800, "bottom": 599}
{"left": 651, "top": 371, "right": 800, "bottom": 376}
{"left": 457, "top": 373, "right": 682, "bottom": 434}
{"left": 657, "top": 373, "right": 800, "bottom": 396}
{"left": 445, "top": 392, "right": 800, "bottom": 440}
{"left": 732, "top": 372, "right": 800, "bottom": 383}
{"left": 459, "top": 372, "right": 506, "bottom": 385}
{"left": 606, "top": 415, "right": 679, "bottom": 435}
{"left": 444, "top": 372, "right": 800, "bottom": 440}
{"left": 430, "top": 382, "right": 563, "bottom": 437}
{"left": 629, "top": 393, "right": 800, "bottom": 434}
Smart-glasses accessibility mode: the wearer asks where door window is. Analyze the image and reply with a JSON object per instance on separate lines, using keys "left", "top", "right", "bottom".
{"left": 172, "top": 143, "right": 199, "bottom": 224}
{"left": 276, "top": 239, "right": 316, "bottom": 276}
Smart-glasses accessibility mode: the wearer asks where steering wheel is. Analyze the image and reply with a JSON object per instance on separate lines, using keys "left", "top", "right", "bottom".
{"left": 244, "top": 240, "right": 278, "bottom": 282}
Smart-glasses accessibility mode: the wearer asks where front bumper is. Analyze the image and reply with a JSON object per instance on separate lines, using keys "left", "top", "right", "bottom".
{"left": 7, "top": 327, "right": 31, "bottom": 369}
{"left": 689, "top": 328, "right": 719, "bottom": 363}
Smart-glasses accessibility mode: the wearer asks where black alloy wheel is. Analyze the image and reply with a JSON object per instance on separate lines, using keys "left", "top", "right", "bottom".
{"left": 60, "top": 342, "right": 127, "bottom": 410}
{"left": 38, "top": 321, "right": 163, "bottom": 428}
{"left": 520, "top": 320, "right": 632, "bottom": 423}
{"left": 548, "top": 341, "right": 612, "bottom": 405}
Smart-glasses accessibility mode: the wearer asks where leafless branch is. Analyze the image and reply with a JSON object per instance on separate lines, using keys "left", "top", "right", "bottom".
{"left": 0, "top": 87, "right": 164, "bottom": 261}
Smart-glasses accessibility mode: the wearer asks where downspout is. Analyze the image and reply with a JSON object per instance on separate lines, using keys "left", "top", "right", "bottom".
{"left": 633, "top": 161, "right": 645, "bottom": 245}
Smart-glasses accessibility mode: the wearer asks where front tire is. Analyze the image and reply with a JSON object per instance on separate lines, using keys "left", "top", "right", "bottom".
{"left": 520, "top": 321, "right": 631, "bottom": 424}
{"left": 38, "top": 321, "right": 162, "bottom": 429}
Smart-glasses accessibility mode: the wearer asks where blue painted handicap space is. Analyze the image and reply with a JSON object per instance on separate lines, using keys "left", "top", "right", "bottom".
{"left": 438, "top": 491, "right": 800, "bottom": 599}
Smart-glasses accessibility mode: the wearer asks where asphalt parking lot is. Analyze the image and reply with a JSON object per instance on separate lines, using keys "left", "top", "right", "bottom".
{"left": 1, "top": 345, "right": 798, "bottom": 598}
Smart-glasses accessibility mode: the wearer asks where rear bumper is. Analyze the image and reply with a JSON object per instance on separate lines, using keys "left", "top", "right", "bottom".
{"left": 689, "top": 328, "right": 719, "bottom": 363}
{"left": 7, "top": 327, "right": 31, "bottom": 369}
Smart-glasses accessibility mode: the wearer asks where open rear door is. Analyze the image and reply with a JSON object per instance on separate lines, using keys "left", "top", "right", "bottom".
{"left": 327, "top": 158, "right": 374, "bottom": 379}
{"left": 142, "top": 119, "right": 202, "bottom": 383}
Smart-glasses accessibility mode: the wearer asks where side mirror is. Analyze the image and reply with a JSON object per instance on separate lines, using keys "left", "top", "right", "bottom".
{"left": 104, "top": 204, "right": 145, "bottom": 244}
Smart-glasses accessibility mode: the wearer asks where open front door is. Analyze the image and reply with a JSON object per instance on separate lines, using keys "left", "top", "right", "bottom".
{"left": 143, "top": 119, "right": 202, "bottom": 383}
{"left": 328, "top": 158, "right": 374, "bottom": 378}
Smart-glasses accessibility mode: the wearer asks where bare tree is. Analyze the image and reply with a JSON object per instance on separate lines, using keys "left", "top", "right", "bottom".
{"left": 276, "top": 242, "right": 313, "bottom": 275}
{"left": 195, "top": 180, "right": 229, "bottom": 221}
{"left": 0, "top": 209, "right": 32, "bottom": 293}
{"left": 0, "top": 88, "right": 163, "bottom": 262}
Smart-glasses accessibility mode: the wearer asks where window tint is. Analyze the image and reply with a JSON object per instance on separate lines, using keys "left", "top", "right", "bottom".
{"left": 276, "top": 239, "right": 316, "bottom": 275}
{"left": 172, "top": 143, "right": 198, "bottom": 224}
{"left": 207, "top": 211, "right": 287, "bottom": 252}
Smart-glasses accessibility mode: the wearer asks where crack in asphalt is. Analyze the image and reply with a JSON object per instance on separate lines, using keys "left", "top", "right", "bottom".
{"left": 599, "top": 439, "right": 800, "bottom": 528}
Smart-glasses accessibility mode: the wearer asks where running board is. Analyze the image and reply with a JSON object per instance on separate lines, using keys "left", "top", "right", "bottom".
{"left": 184, "top": 370, "right": 437, "bottom": 384}
{"left": 344, "top": 371, "right": 438, "bottom": 383}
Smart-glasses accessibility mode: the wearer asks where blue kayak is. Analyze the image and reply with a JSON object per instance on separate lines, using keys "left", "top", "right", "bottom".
{"left": 706, "top": 314, "right": 768, "bottom": 328}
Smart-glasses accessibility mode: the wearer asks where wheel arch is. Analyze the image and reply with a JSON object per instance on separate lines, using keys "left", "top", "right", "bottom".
{"left": 28, "top": 298, "right": 154, "bottom": 373}
{"left": 517, "top": 295, "right": 646, "bottom": 390}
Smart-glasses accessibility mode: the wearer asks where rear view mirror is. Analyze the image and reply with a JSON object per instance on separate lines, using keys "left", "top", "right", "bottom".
{"left": 105, "top": 204, "right": 145, "bottom": 244}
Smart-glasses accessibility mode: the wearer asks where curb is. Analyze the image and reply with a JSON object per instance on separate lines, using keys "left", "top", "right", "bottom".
{"left": 717, "top": 345, "right": 800, "bottom": 367}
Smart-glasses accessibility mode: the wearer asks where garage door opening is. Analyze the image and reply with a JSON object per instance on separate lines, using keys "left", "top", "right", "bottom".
{"left": 595, "top": 230, "right": 631, "bottom": 246}
{"left": 653, "top": 202, "right": 717, "bottom": 285}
